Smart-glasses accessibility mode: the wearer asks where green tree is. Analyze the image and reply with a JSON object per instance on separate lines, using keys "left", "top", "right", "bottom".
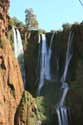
{"left": 62, "top": 23, "right": 71, "bottom": 30}
{"left": 25, "top": 8, "right": 39, "bottom": 30}
{"left": 9, "top": 17, "right": 24, "bottom": 28}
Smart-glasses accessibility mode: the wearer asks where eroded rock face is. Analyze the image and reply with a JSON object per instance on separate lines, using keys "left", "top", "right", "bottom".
{"left": 0, "top": 36, "right": 24, "bottom": 125}
{"left": 15, "top": 91, "right": 38, "bottom": 125}
{"left": 23, "top": 25, "right": 83, "bottom": 125}
{"left": 24, "top": 31, "right": 39, "bottom": 95}
{"left": 0, "top": 0, "right": 24, "bottom": 125}
{"left": 0, "top": 0, "right": 9, "bottom": 37}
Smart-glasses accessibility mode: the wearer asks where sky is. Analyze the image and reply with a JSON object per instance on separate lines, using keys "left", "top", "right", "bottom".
{"left": 9, "top": 0, "right": 83, "bottom": 31}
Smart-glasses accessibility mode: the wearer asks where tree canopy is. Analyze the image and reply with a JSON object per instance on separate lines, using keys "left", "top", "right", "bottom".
{"left": 9, "top": 17, "right": 25, "bottom": 28}
{"left": 25, "top": 8, "right": 39, "bottom": 30}
{"left": 62, "top": 23, "right": 71, "bottom": 30}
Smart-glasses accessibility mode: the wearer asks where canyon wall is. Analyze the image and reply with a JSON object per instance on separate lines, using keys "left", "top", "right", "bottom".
{"left": 24, "top": 24, "right": 83, "bottom": 124}
{"left": 0, "top": 1, "right": 24, "bottom": 125}
{"left": 0, "top": 0, "right": 9, "bottom": 37}
{"left": 0, "top": 36, "right": 24, "bottom": 125}
{"left": 24, "top": 30, "right": 39, "bottom": 95}
{"left": 0, "top": 1, "right": 83, "bottom": 124}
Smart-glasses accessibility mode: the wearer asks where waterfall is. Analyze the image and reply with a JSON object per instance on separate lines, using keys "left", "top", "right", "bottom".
{"left": 12, "top": 26, "right": 26, "bottom": 86}
{"left": 37, "top": 33, "right": 53, "bottom": 95}
{"left": 37, "top": 34, "right": 47, "bottom": 95}
{"left": 12, "top": 26, "right": 18, "bottom": 57}
{"left": 60, "top": 83, "right": 69, "bottom": 106}
{"left": 49, "top": 32, "right": 55, "bottom": 49}
{"left": 56, "top": 31, "right": 74, "bottom": 125}
{"left": 56, "top": 48, "right": 60, "bottom": 80}
{"left": 56, "top": 107, "right": 62, "bottom": 125}
{"left": 16, "top": 29, "right": 24, "bottom": 57}
{"left": 61, "top": 31, "right": 74, "bottom": 83}
{"left": 45, "top": 32, "right": 55, "bottom": 80}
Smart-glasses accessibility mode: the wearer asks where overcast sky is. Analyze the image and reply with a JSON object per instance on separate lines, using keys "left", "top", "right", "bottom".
{"left": 9, "top": 0, "right": 83, "bottom": 31}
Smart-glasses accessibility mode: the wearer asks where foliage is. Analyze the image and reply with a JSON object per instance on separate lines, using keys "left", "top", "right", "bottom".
{"left": 9, "top": 17, "right": 25, "bottom": 28}
{"left": 25, "top": 8, "right": 39, "bottom": 30}
{"left": 21, "top": 91, "right": 30, "bottom": 104}
{"left": 38, "top": 29, "right": 46, "bottom": 34}
{"left": 36, "top": 96, "right": 47, "bottom": 121}
{"left": 62, "top": 23, "right": 71, "bottom": 30}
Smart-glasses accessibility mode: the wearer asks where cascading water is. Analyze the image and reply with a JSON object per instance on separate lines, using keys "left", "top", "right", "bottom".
{"left": 56, "top": 31, "right": 74, "bottom": 125}
{"left": 37, "top": 33, "right": 55, "bottom": 95}
{"left": 61, "top": 31, "right": 74, "bottom": 83}
{"left": 12, "top": 26, "right": 26, "bottom": 86}
{"left": 12, "top": 26, "right": 18, "bottom": 57}
{"left": 56, "top": 48, "right": 60, "bottom": 81}
{"left": 44, "top": 48, "right": 51, "bottom": 80}
{"left": 37, "top": 33, "right": 52, "bottom": 94}
{"left": 16, "top": 29, "right": 24, "bottom": 57}
{"left": 37, "top": 34, "right": 47, "bottom": 95}
{"left": 45, "top": 32, "right": 55, "bottom": 80}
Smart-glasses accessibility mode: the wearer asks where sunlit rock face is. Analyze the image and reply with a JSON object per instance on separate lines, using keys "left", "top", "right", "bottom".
{"left": 0, "top": 1, "right": 24, "bottom": 125}
{"left": 0, "top": 36, "right": 24, "bottom": 125}
{"left": 0, "top": 0, "right": 10, "bottom": 37}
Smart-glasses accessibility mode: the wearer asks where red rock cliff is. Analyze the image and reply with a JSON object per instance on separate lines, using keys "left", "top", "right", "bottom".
{"left": 0, "top": 0, "right": 24, "bottom": 125}
{"left": 0, "top": 36, "right": 24, "bottom": 125}
{"left": 0, "top": 0, "right": 9, "bottom": 37}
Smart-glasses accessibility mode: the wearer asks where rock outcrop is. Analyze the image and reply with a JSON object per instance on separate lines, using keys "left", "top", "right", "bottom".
{"left": 15, "top": 91, "right": 38, "bottom": 125}
{"left": 0, "top": 36, "right": 24, "bottom": 125}
{"left": 0, "top": 0, "right": 10, "bottom": 37}
{"left": 24, "top": 31, "right": 39, "bottom": 95}
{"left": 0, "top": 0, "right": 24, "bottom": 124}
